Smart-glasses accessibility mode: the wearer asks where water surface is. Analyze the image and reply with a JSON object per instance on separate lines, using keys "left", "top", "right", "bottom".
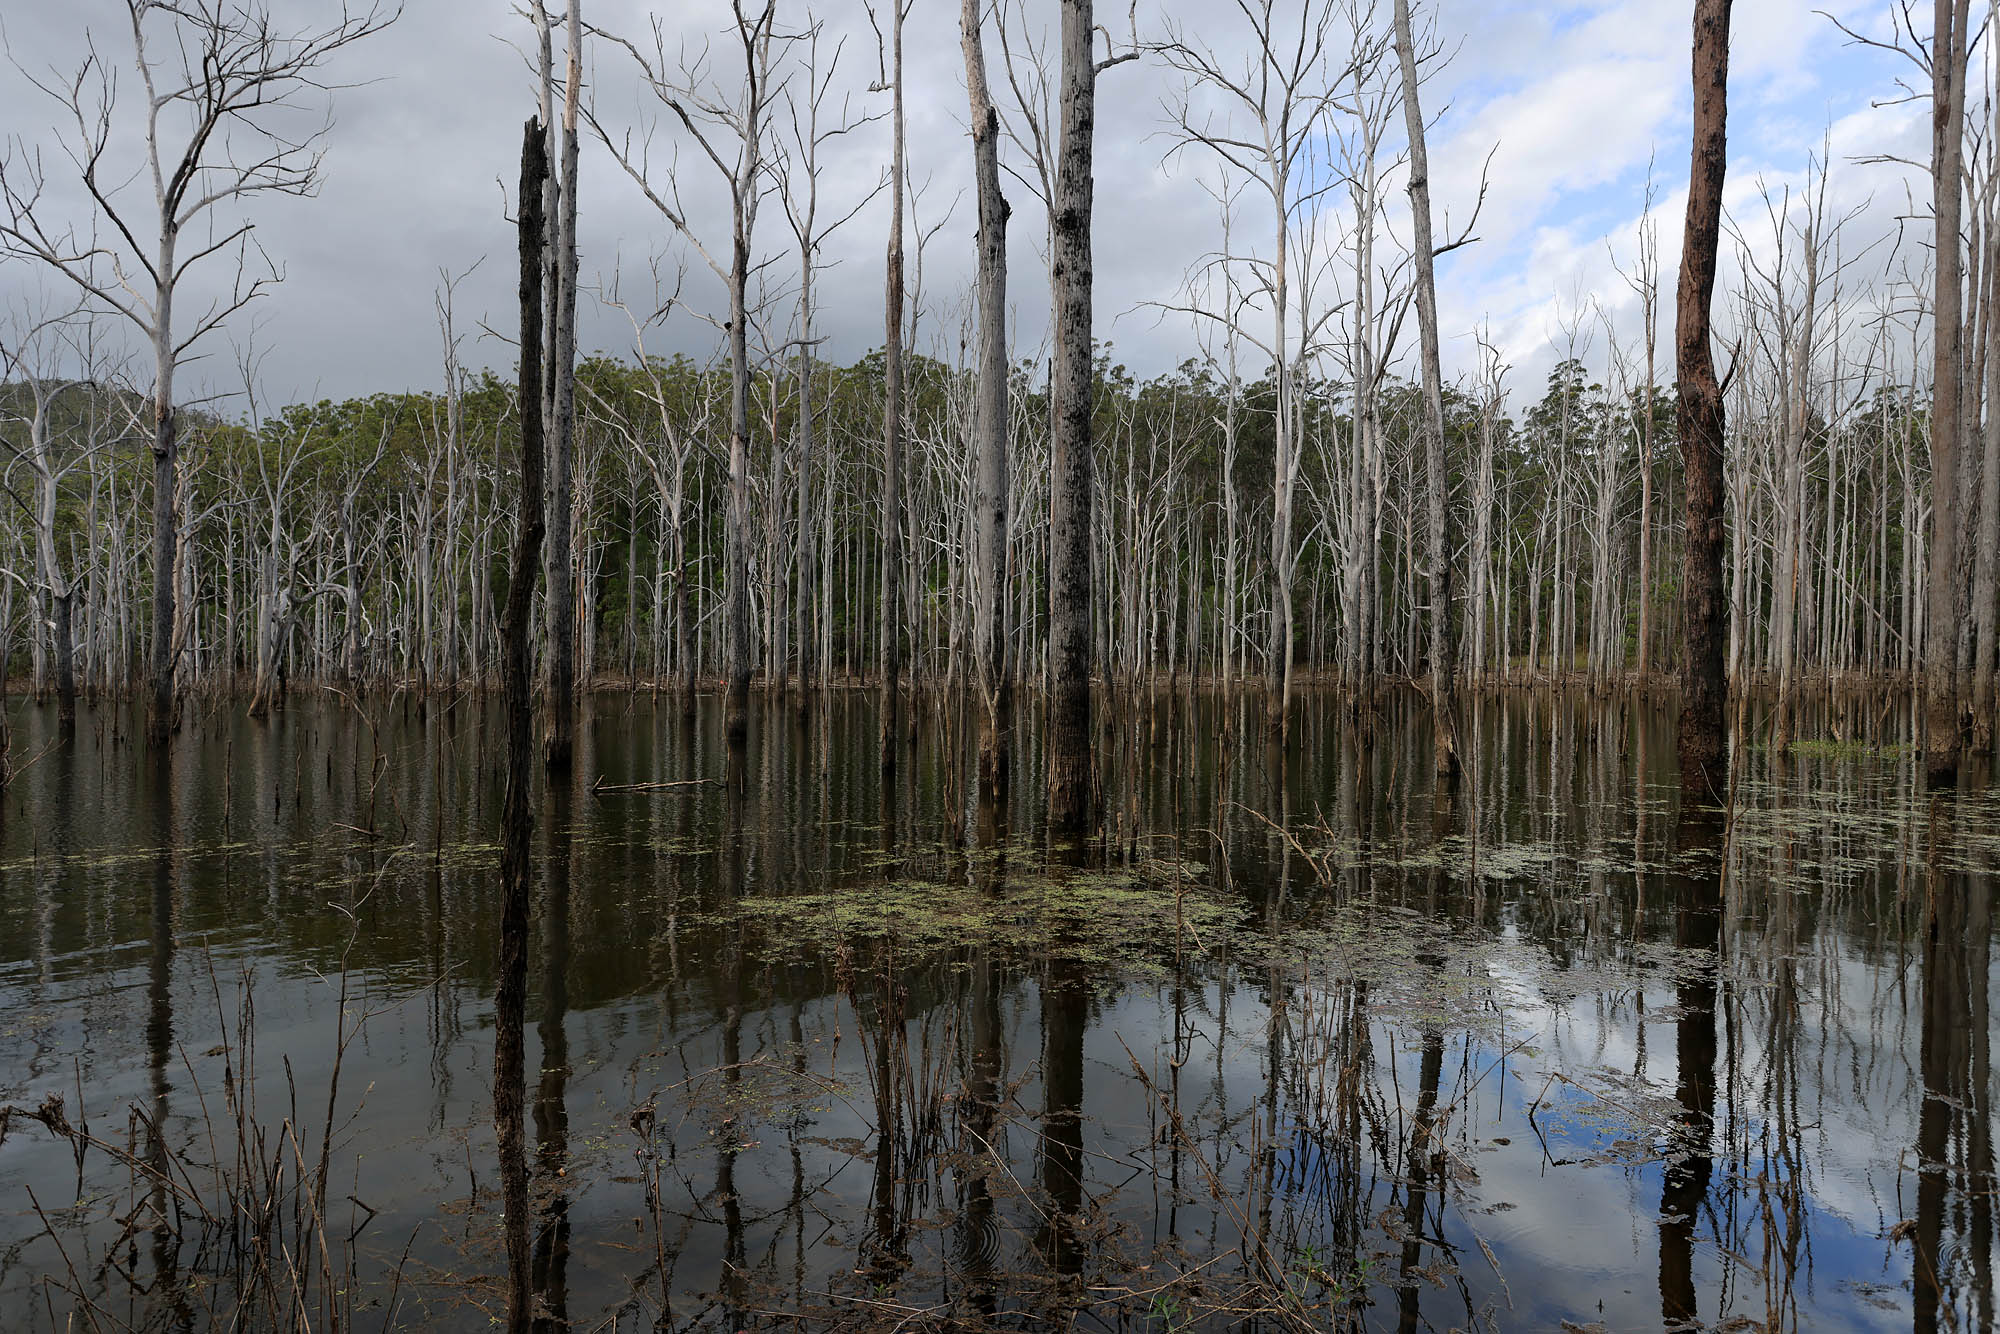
{"left": 0, "top": 690, "right": 1994, "bottom": 1331}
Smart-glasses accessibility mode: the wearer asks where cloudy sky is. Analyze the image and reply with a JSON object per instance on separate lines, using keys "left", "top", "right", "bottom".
{"left": 0, "top": 0, "right": 1931, "bottom": 414}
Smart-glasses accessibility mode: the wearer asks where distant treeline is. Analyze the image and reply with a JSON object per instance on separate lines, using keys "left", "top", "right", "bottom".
{"left": 0, "top": 343, "right": 1952, "bottom": 704}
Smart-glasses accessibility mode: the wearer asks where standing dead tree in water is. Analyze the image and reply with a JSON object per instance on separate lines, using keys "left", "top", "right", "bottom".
{"left": 0, "top": 0, "right": 397, "bottom": 745}
{"left": 1045, "top": 0, "right": 1135, "bottom": 830}
{"left": 1611, "top": 179, "right": 1662, "bottom": 686}
{"left": 1826, "top": 0, "right": 1989, "bottom": 764}
{"left": 1675, "top": 0, "right": 1732, "bottom": 802}
{"left": 496, "top": 119, "right": 549, "bottom": 1334}
{"left": 1466, "top": 328, "right": 1507, "bottom": 683}
{"left": 244, "top": 372, "right": 328, "bottom": 721}
{"left": 1046, "top": 0, "right": 1096, "bottom": 831}
{"left": 774, "top": 24, "right": 880, "bottom": 707}
{"left": 0, "top": 303, "right": 130, "bottom": 728}
{"left": 1731, "top": 157, "right": 1857, "bottom": 752}
{"left": 1332, "top": 41, "right": 1404, "bottom": 705}
{"left": 1926, "top": 0, "right": 1973, "bottom": 784}
{"left": 1977, "top": 24, "right": 2000, "bottom": 754}
{"left": 1393, "top": 0, "right": 1482, "bottom": 779}
{"left": 874, "top": 0, "right": 912, "bottom": 773}
{"left": 529, "top": 0, "right": 585, "bottom": 771}
{"left": 594, "top": 0, "right": 785, "bottom": 748}
{"left": 963, "top": 0, "right": 1013, "bottom": 797}
{"left": 1978, "top": 107, "right": 2000, "bottom": 750}
{"left": 1156, "top": 0, "right": 1342, "bottom": 742}
{"left": 592, "top": 263, "right": 719, "bottom": 715}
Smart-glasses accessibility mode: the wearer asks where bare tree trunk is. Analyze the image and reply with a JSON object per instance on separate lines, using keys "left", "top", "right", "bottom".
{"left": 1975, "top": 218, "right": 2000, "bottom": 752}
{"left": 1928, "top": 0, "right": 1973, "bottom": 784}
{"left": 1221, "top": 307, "right": 1241, "bottom": 691}
{"left": 148, "top": 317, "right": 177, "bottom": 743}
{"left": 794, "top": 295, "right": 817, "bottom": 704}
{"left": 543, "top": 1, "right": 583, "bottom": 771}
{"left": 22, "top": 388, "right": 81, "bottom": 725}
{"left": 1676, "top": 0, "right": 1732, "bottom": 803}
{"left": 1394, "top": 0, "right": 1459, "bottom": 780}
{"left": 1471, "top": 341, "right": 1500, "bottom": 686}
{"left": 1266, "top": 231, "right": 1294, "bottom": 741}
{"left": 0, "top": 3, "right": 397, "bottom": 738}
{"left": 0, "top": 576, "right": 11, "bottom": 789}
{"left": 52, "top": 588, "right": 77, "bottom": 726}
{"left": 880, "top": 0, "right": 907, "bottom": 773}
{"left": 1635, "top": 213, "right": 1659, "bottom": 685}
{"left": 496, "top": 117, "right": 549, "bottom": 1334}
{"left": 1047, "top": 0, "right": 1098, "bottom": 833}
{"left": 965, "top": 0, "right": 1011, "bottom": 797}
{"left": 342, "top": 496, "right": 362, "bottom": 686}
{"left": 724, "top": 199, "right": 755, "bottom": 747}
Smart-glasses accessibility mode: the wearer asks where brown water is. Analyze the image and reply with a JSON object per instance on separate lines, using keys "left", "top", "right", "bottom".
{"left": 0, "top": 690, "right": 1994, "bottom": 1331}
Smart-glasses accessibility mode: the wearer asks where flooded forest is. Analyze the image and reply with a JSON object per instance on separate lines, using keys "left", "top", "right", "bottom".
{"left": 0, "top": 0, "right": 1997, "bottom": 1330}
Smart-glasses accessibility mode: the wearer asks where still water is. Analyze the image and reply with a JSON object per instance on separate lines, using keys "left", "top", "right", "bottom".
{"left": 0, "top": 690, "right": 1994, "bottom": 1331}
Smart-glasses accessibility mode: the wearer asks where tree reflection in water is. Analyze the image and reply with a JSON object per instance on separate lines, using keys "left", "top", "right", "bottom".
{"left": 0, "top": 689, "right": 1994, "bottom": 1331}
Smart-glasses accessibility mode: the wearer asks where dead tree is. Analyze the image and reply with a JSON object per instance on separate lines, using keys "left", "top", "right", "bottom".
{"left": 1392, "top": 0, "right": 1470, "bottom": 778}
{"left": 1675, "top": 0, "right": 1733, "bottom": 802}
{"left": 0, "top": 0, "right": 396, "bottom": 743}
{"left": 496, "top": 117, "right": 550, "bottom": 1334}
{"left": 1733, "top": 158, "right": 1856, "bottom": 751}
{"left": 775, "top": 23, "right": 879, "bottom": 708}
{"left": 1157, "top": 0, "right": 1342, "bottom": 741}
{"left": 531, "top": 0, "right": 585, "bottom": 770}
{"left": 1046, "top": 0, "right": 1133, "bottom": 830}
{"left": 0, "top": 304, "right": 130, "bottom": 726}
{"left": 876, "top": 0, "right": 911, "bottom": 772}
{"left": 1926, "top": 0, "right": 1972, "bottom": 784}
{"left": 1977, "top": 32, "right": 2000, "bottom": 753}
{"left": 964, "top": 0, "right": 1013, "bottom": 796}
{"left": 1613, "top": 181, "right": 1662, "bottom": 686}
{"left": 594, "top": 0, "right": 784, "bottom": 748}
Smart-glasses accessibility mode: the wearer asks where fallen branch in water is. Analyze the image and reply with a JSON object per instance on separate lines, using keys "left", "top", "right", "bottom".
{"left": 590, "top": 775, "right": 720, "bottom": 795}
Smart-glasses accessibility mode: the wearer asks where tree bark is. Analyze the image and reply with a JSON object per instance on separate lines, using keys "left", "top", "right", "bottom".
{"left": 880, "top": 1, "right": 907, "bottom": 773}
{"left": 148, "top": 323, "right": 177, "bottom": 744}
{"left": 1676, "top": 0, "right": 1732, "bottom": 804}
{"left": 1047, "top": 0, "right": 1097, "bottom": 833}
{"left": 724, "top": 179, "right": 755, "bottom": 746}
{"left": 52, "top": 588, "right": 77, "bottom": 726}
{"left": 1393, "top": 0, "right": 1459, "bottom": 780}
{"left": 1974, "top": 221, "right": 2000, "bottom": 751}
{"left": 1636, "top": 241, "right": 1658, "bottom": 686}
{"left": 496, "top": 117, "right": 549, "bottom": 1334}
{"left": 544, "top": 2, "right": 583, "bottom": 772}
{"left": 1927, "top": 0, "right": 1972, "bottom": 783}
{"left": 1265, "top": 214, "right": 1294, "bottom": 742}
{"left": 965, "top": 0, "right": 1012, "bottom": 798}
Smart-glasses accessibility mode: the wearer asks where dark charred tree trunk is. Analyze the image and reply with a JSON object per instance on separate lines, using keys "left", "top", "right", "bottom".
{"left": 1675, "top": 0, "right": 1732, "bottom": 804}
{"left": 1047, "top": 0, "right": 1098, "bottom": 834}
{"left": 496, "top": 117, "right": 549, "bottom": 1334}
{"left": 532, "top": 782, "right": 575, "bottom": 1330}
{"left": 52, "top": 588, "right": 77, "bottom": 728}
